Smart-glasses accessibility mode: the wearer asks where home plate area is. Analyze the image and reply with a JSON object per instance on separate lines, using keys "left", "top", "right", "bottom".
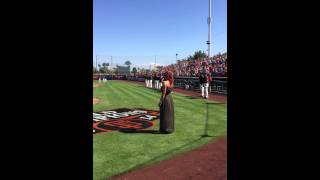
{"left": 93, "top": 108, "right": 160, "bottom": 134}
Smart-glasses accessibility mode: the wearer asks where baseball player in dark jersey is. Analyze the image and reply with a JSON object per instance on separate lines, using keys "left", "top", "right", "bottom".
{"left": 145, "top": 73, "right": 148, "bottom": 87}
{"left": 154, "top": 73, "right": 160, "bottom": 89}
{"left": 199, "top": 62, "right": 209, "bottom": 99}
{"left": 149, "top": 73, "right": 153, "bottom": 88}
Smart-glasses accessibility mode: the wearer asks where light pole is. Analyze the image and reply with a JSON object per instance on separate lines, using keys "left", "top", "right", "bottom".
{"left": 110, "top": 56, "right": 113, "bottom": 69}
{"left": 176, "top": 53, "right": 178, "bottom": 63}
{"left": 207, "top": 0, "right": 212, "bottom": 58}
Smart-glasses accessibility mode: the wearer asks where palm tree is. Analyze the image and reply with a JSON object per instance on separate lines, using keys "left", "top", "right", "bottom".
{"left": 124, "top": 61, "right": 132, "bottom": 67}
{"left": 132, "top": 67, "right": 137, "bottom": 76}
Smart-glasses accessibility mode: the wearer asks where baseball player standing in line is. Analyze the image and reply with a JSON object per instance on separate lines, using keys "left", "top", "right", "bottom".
{"left": 149, "top": 73, "right": 153, "bottom": 88}
{"left": 159, "top": 71, "right": 163, "bottom": 90}
{"left": 147, "top": 73, "right": 151, "bottom": 88}
{"left": 155, "top": 73, "right": 159, "bottom": 89}
{"left": 145, "top": 73, "right": 148, "bottom": 87}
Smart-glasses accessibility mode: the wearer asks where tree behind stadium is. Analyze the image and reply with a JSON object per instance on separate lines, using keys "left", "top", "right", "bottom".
{"left": 193, "top": 50, "right": 208, "bottom": 59}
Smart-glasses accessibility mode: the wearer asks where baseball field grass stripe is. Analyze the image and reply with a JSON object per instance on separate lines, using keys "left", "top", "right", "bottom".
{"left": 108, "top": 82, "right": 132, "bottom": 106}
{"left": 93, "top": 81, "right": 227, "bottom": 180}
{"left": 115, "top": 87, "right": 148, "bottom": 108}
{"left": 94, "top": 81, "right": 131, "bottom": 110}
{"left": 123, "top": 83, "right": 225, "bottom": 114}
{"left": 123, "top": 82, "right": 227, "bottom": 112}
{"left": 117, "top": 83, "right": 159, "bottom": 104}
{"left": 114, "top": 82, "right": 159, "bottom": 110}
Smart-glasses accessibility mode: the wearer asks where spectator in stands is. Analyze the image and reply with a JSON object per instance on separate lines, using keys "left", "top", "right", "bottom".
{"left": 153, "top": 52, "right": 226, "bottom": 79}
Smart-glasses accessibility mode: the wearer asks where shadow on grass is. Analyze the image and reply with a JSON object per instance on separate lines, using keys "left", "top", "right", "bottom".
{"left": 119, "top": 129, "right": 163, "bottom": 134}
{"left": 206, "top": 102, "right": 227, "bottom": 105}
{"left": 185, "top": 96, "right": 203, "bottom": 99}
{"left": 148, "top": 88, "right": 162, "bottom": 93}
{"left": 120, "top": 129, "right": 179, "bottom": 135}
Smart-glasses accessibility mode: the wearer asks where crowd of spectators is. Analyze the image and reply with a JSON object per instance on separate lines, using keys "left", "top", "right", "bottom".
{"left": 156, "top": 52, "right": 227, "bottom": 77}
{"left": 127, "top": 52, "right": 227, "bottom": 78}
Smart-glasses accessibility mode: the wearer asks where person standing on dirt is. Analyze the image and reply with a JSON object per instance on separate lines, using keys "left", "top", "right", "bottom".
{"left": 159, "top": 70, "right": 175, "bottom": 134}
{"left": 199, "top": 62, "right": 209, "bottom": 99}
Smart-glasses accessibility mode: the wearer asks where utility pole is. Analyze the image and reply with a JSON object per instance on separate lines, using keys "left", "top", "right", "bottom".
{"left": 96, "top": 55, "right": 98, "bottom": 73}
{"left": 176, "top": 53, "right": 178, "bottom": 63}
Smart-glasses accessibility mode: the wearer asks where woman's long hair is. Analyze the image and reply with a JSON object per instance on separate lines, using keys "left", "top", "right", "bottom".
{"left": 164, "top": 71, "right": 174, "bottom": 86}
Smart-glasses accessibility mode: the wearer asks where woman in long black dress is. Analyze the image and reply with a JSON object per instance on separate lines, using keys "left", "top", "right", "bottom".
{"left": 158, "top": 71, "right": 175, "bottom": 133}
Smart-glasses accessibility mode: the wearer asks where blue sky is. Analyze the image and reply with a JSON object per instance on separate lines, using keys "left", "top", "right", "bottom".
{"left": 93, "top": 0, "right": 227, "bottom": 67}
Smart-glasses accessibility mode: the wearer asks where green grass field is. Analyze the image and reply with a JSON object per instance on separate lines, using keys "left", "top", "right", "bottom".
{"left": 93, "top": 80, "right": 227, "bottom": 180}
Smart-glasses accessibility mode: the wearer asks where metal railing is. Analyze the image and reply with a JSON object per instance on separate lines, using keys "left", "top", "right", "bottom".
{"left": 174, "top": 76, "right": 227, "bottom": 95}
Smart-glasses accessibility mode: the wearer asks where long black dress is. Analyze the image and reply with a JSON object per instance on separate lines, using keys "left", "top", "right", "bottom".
{"left": 160, "top": 86, "right": 175, "bottom": 133}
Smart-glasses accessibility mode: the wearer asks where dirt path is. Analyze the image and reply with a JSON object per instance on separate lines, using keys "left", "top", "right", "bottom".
{"left": 111, "top": 137, "right": 227, "bottom": 180}
{"left": 93, "top": 83, "right": 102, "bottom": 88}
{"left": 93, "top": 98, "right": 100, "bottom": 105}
